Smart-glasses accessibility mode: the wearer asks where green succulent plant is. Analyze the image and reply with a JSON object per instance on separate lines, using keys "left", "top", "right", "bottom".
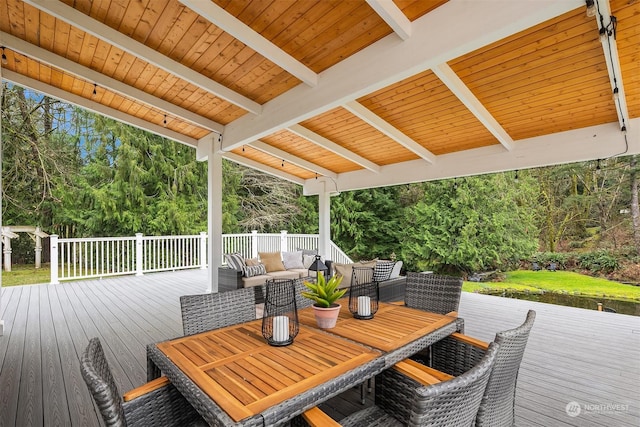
{"left": 302, "top": 273, "right": 346, "bottom": 308}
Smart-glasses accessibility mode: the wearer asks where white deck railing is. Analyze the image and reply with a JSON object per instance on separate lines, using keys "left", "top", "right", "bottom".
{"left": 50, "top": 231, "right": 352, "bottom": 283}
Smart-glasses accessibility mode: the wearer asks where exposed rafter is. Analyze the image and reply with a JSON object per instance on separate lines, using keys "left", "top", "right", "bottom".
{"left": 432, "top": 63, "right": 513, "bottom": 151}
{"left": 365, "top": 0, "right": 412, "bottom": 40}
{"left": 179, "top": 0, "right": 317, "bottom": 87}
{"left": 250, "top": 140, "right": 338, "bottom": 179}
{"left": 2, "top": 69, "right": 198, "bottom": 147}
{"left": 22, "top": 0, "right": 262, "bottom": 115}
{"left": 222, "top": 152, "right": 306, "bottom": 186}
{"left": 343, "top": 101, "right": 436, "bottom": 164}
{"left": 222, "top": 0, "right": 582, "bottom": 148}
{"left": 287, "top": 125, "right": 381, "bottom": 173}
{"left": 0, "top": 32, "right": 224, "bottom": 134}
{"left": 591, "top": 0, "right": 630, "bottom": 131}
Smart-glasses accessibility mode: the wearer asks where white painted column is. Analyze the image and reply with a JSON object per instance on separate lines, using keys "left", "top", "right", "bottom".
{"left": 251, "top": 230, "right": 258, "bottom": 258}
{"left": 35, "top": 227, "right": 42, "bottom": 268}
{"left": 199, "top": 231, "right": 207, "bottom": 270}
{"left": 50, "top": 235, "right": 59, "bottom": 285}
{"left": 3, "top": 234, "right": 11, "bottom": 272}
{"left": 207, "top": 138, "right": 223, "bottom": 293}
{"left": 280, "top": 230, "right": 288, "bottom": 253}
{"left": 318, "top": 183, "right": 331, "bottom": 259}
{"left": 135, "top": 233, "right": 144, "bottom": 276}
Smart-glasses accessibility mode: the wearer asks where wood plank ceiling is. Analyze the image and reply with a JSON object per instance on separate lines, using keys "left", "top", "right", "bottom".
{"left": 0, "top": 0, "right": 638, "bottom": 194}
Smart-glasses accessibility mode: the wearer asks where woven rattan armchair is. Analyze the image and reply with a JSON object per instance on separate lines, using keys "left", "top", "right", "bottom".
{"left": 180, "top": 287, "right": 257, "bottom": 336}
{"left": 80, "top": 338, "right": 205, "bottom": 427}
{"left": 427, "top": 309, "right": 536, "bottom": 427}
{"left": 405, "top": 272, "right": 463, "bottom": 315}
{"left": 297, "top": 342, "right": 500, "bottom": 427}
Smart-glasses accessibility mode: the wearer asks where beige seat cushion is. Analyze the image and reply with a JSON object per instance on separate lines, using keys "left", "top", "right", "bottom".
{"left": 266, "top": 270, "right": 300, "bottom": 280}
{"left": 333, "top": 261, "right": 377, "bottom": 288}
{"left": 242, "top": 274, "right": 271, "bottom": 288}
{"left": 259, "top": 251, "right": 286, "bottom": 272}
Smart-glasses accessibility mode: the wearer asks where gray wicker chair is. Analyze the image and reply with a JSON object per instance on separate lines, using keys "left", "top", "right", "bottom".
{"left": 405, "top": 272, "right": 463, "bottom": 315}
{"left": 298, "top": 342, "right": 500, "bottom": 427}
{"left": 80, "top": 338, "right": 206, "bottom": 427}
{"left": 180, "top": 287, "right": 257, "bottom": 336}
{"left": 429, "top": 309, "right": 536, "bottom": 427}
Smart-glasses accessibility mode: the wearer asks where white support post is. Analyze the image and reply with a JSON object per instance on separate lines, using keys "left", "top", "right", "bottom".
{"left": 50, "top": 235, "right": 59, "bottom": 285}
{"left": 251, "top": 230, "right": 258, "bottom": 259}
{"left": 3, "top": 235, "right": 12, "bottom": 272}
{"left": 207, "top": 138, "right": 223, "bottom": 293}
{"left": 280, "top": 230, "right": 288, "bottom": 253}
{"left": 35, "top": 226, "right": 42, "bottom": 269}
{"left": 135, "top": 233, "right": 144, "bottom": 276}
{"left": 199, "top": 231, "right": 207, "bottom": 269}
{"left": 318, "top": 184, "right": 331, "bottom": 259}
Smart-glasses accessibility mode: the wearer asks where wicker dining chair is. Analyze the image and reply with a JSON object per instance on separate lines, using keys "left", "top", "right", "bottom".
{"left": 405, "top": 272, "right": 463, "bottom": 315}
{"left": 429, "top": 309, "right": 536, "bottom": 427}
{"left": 180, "top": 287, "right": 257, "bottom": 336}
{"left": 298, "top": 342, "right": 500, "bottom": 427}
{"left": 80, "top": 338, "right": 206, "bottom": 427}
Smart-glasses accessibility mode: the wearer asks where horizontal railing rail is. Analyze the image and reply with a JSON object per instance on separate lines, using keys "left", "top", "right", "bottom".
{"left": 50, "top": 231, "right": 352, "bottom": 283}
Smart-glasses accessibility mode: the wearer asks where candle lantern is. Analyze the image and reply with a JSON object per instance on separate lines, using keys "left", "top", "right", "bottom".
{"left": 348, "top": 267, "right": 378, "bottom": 320}
{"left": 262, "top": 278, "right": 299, "bottom": 346}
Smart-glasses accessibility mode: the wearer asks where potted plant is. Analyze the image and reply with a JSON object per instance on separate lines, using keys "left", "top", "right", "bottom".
{"left": 302, "top": 273, "right": 346, "bottom": 329}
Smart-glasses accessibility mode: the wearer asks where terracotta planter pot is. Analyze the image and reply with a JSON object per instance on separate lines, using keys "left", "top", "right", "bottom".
{"left": 312, "top": 303, "right": 341, "bottom": 329}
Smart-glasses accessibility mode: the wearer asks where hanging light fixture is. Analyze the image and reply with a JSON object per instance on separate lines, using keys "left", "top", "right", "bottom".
{"left": 92, "top": 83, "right": 97, "bottom": 96}
{"left": 1, "top": 47, "right": 7, "bottom": 65}
{"left": 163, "top": 115, "right": 167, "bottom": 126}
{"left": 585, "top": 0, "right": 596, "bottom": 17}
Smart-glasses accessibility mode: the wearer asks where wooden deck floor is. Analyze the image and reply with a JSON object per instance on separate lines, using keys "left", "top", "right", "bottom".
{"left": 0, "top": 270, "right": 638, "bottom": 426}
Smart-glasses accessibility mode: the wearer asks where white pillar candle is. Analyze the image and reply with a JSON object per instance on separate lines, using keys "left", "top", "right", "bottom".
{"left": 357, "top": 296, "right": 371, "bottom": 316}
{"left": 272, "top": 315, "right": 289, "bottom": 342}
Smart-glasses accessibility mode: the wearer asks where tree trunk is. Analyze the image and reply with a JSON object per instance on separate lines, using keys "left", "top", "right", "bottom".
{"left": 631, "top": 155, "right": 640, "bottom": 254}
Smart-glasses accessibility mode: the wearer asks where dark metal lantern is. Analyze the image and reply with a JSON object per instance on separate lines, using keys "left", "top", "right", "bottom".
{"left": 262, "top": 278, "right": 299, "bottom": 346}
{"left": 308, "top": 254, "right": 328, "bottom": 279}
{"left": 348, "top": 267, "right": 378, "bottom": 320}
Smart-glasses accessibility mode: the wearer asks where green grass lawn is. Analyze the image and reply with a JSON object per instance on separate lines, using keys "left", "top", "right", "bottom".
{"left": 1, "top": 264, "right": 51, "bottom": 287}
{"left": 463, "top": 270, "right": 640, "bottom": 302}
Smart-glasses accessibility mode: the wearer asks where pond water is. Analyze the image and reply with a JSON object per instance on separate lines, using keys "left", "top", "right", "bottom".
{"left": 481, "top": 290, "right": 640, "bottom": 316}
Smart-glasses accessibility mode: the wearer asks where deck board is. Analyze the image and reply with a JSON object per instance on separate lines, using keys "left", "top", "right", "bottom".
{"left": 0, "top": 269, "right": 639, "bottom": 426}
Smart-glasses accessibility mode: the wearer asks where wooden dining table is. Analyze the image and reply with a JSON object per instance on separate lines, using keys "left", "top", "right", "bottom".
{"left": 147, "top": 300, "right": 459, "bottom": 426}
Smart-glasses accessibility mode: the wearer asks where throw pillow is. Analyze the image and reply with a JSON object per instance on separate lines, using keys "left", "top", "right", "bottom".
{"left": 245, "top": 258, "right": 260, "bottom": 267}
{"left": 259, "top": 251, "right": 286, "bottom": 272}
{"left": 333, "top": 263, "right": 353, "bottom": 288}
{"left": 297, "top": 248, "right": 318, "bottom": 257}
{"left": 389, "top": 260, "right": 403, "bottom": 279}
{"left": 373, "top": 261, "right": 396, "bottom": 282}
{"left": 243, "top": 264, "right": 267, "bottom": 277}
{"left": 302, "top": 254, "right": 316, "bottom": 269}
{"left": 282, "top": 251, "right": 304, "bottom": 269}
{"left": 225, "top": 252, "right": 245, "bottom": 272}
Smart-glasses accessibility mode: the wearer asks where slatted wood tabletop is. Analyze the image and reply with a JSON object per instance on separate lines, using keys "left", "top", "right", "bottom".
{"left": 155, "top": 320, "right": 380, "bottom": 423}
{"left": 298, "top": 300, "right": 458, "bottom": 352}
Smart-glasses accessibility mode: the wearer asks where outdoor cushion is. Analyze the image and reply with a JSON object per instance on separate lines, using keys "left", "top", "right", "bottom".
{"left": 303, "top": 254, "right": 316, "bottom": 269}
{"left": 373, "top": 261, "right": 396, "bottom": 282}
{"left": 225, "top": 253, "right": 245, "bottom": 272}
{"left": 334, "top": 261, "right": 377, "bottom": 288}
{"left": 243, "top": 264, "right": 267, "bottom": 278}
{"left": 389, "top": 261, "right": 403, "bottom": 279}
{"left": 245, "top": 258, "right": 260, "bottom": 266}
{"left": 259, "top": 252, "right": 286, "bottom": 272}
{"left": 282, "top": 251, "right": 304, "bottom": 269}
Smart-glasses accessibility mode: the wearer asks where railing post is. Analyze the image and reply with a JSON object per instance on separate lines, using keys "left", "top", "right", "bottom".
{"left": 280, "top": 230, "right": 288, "bottom": 253}
{"left": 50, "top": 235, "right": 59, "bottom": 284}
{"left": 251, "top": 230, "right": 258, "bottom": 258}
{"left": 200, "top": 231, "right": 207, "bottom": 269}
{"left": 135, "top": 233, "right": 144, "bottom": 276}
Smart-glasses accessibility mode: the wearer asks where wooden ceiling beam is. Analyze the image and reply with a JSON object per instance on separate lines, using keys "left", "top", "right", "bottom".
{"left": 223, "top": 0, "right": 583, "bottom": 148}
{"left": 343, "top": 101, "right": 436, "bottom": 164}
{"left": 0, "top": 32, "right": 224, "bottom": 134}
{"left": 22, "top": 0, "right": 261, "bottom": 115}
{"left": 432, "top": 63, "right": 513, "bottom": 151}
{"left": 303, "top": 119, "right": 640, "bottom": 195}
{"left": 287, "top": 124, "right": 381, "bottom": 173}
{"left": 179, "top": 0, "right": 317, "bottom": 87}
{"left": 2, "top": 69, "right": 198, "bottom": 148}
{"left": 222, "top": 152, "right": 306, "bottom": 186}
{"left": 250, "top": 140, "right": 338, "bottom": 179}
{"left": 365, "top": 0, "right": 412, "bottom": 40}
{"left": 591, "top": 0, "right": 630, "bottom": 131}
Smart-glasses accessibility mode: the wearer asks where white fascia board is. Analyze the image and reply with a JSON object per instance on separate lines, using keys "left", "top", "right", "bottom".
{"left": 23, "top": 0, "right": 261, "bottom": 115}
{"left": 3, "top": 70, "right": 198, "bottom": 147}
{"left": 432, "top": 63, "right": 513, "bottom": 151}
{"left": 365, "top": 0, "right": 412, "bottom": 40}
{"left": 592, "top": 0, "right": 630, "bottom": 130}
{"left": 287, "top": 124, "right": 381, "bottom": 173}
{"left": 251, "top": 140, "right": 338, "bottom": 179}
{"left": 0, "top": 32, "right": 224, "bottom": 134}
{"left": 302, "top": 118, "right": 640, "bottom": 195}
{"left": 179, "top": 0, "right": 317, "bottom": 87}
{"left": 343, "top": 100, "right": 436, "bottom": 164}
{"left": 222, "top": 152, "right": 306, "bottom": 186}
{"left": 223, "top": 0, "right": 583, "bottom": 148}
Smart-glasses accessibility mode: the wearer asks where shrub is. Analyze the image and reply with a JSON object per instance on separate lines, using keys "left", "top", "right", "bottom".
{"left": 577, "top": 250, "right": 619, "bottom": 274}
